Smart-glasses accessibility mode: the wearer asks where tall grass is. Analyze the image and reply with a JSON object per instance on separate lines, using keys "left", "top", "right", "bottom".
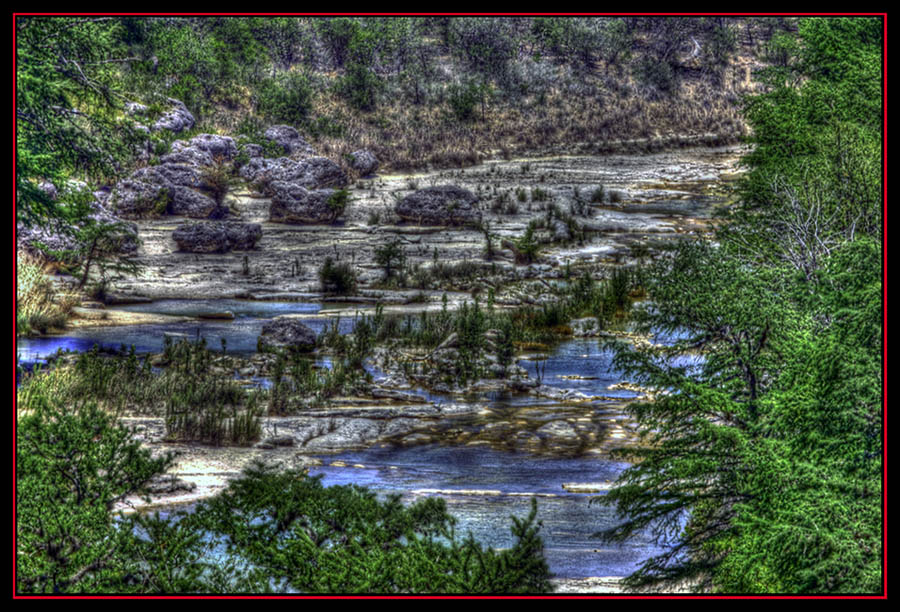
{"left": 16, "top": 251, "right": 78, "bottom": 336}
{"left": 17, "top": 338, "right": 262, "bottom": 446}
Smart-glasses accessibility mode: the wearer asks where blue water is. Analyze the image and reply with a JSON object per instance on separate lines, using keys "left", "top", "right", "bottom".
{"left": 113, "top": 299, "right": 322, "bottom": 319}
{"left": 308, "top": 445, "right": 667, "bottom": 579}
{"left": 16, "top": 300, "right": 677, "bottom": 579}
{"left": 16, "top": 300, "right": 358, "bottom": 367}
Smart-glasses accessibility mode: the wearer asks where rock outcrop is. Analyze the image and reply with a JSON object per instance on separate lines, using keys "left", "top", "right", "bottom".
{"left": 109, "top": 178, "right": 172, "bottom": 218}
{"left": 172, "top": 221, "right": 262, "bottom": 253}
{"left": 257, "top": 317, "right": 317, "bottom": 353}
{"left": 268, "top": 182, "right": 346, "bottom": 224}
{"left": 263, "top": 125, "right": 315, "bottom": 157}
{"left": 152, "top": 99, "right": 195, "bottom": 134}
{"left": 113, "top": 159, "right": 227, "bottom": 219}
{"left": 172, "top": 133, "right": 238, "bottom": 161}
{"left": 241, "top": 156, "right": 348, "bottom": 190}
{"left": 395, "top": 185, "right": 481, "bottom": 226}
{"left": 348, "top": 149, "right": 379, "bottom": 176}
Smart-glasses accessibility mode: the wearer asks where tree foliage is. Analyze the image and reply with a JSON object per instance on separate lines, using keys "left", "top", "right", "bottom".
{"left": 599, "top": 17, "right": 883, "bottom": 594}
{"left": 16, "top": 384, "right": 553, "bottom": 594}
{"left": 16, "top": 17, "right": 144, "bottom": 225}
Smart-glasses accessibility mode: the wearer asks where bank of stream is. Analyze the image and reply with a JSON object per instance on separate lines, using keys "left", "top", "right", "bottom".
{"left": 17, "top": 146, "right": 741, "bottom": 591}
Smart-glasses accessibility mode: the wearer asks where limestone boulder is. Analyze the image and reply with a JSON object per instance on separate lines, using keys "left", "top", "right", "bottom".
{"left": 110, "top": 178, "right": 172, "bottom": 218}
{"left": 152, "top": 99, "right": 195, "bottom": 134}
{"left": 348, "top": 149, "right": 379, "bottom": 176}
{"left": 172, "top": 221, "right": 262, "bottom": 253}
{"left": 395, "top": 185, "right": 481, "bottom": 226}
{"left": 132, "top": 164, "right": 204, "bottom": 189}
{"left": 172, "top": 134, "right": 238, "bottom": 160}
{"left": 263, "top": 125, "right": 315, "bottom": 157}
{"left": 241, "top": 156, "right": 348, "bottom": 190}
{"left": 169, "top": 185, "right": 221, "bottom": 218}
{"left": 269, "top": 182, "right": 345, "bottom": 224}
{"left": 160, "top": 147, "right": 214, "bottom": 168}
{"left": 257, "top": 316, "right": 317, "bottom": 353}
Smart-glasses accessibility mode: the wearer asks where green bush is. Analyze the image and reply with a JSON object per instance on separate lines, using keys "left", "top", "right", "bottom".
{"left": 447, "top": 81, "right": 481, "bottom": 121}
{"left": 633, "top": 57, "right": 677, "bottom": 94}
{"left": 326, "top": 188, "right": 352, "bottom": 218}
{"left": 374, "top": 238, "right": 406, "bottom": 280}
{"left": 319, "top": 257, "right": 357, "bottom": 295}
{"left": 257, "top": 71, "right": 315, "bottom": 126}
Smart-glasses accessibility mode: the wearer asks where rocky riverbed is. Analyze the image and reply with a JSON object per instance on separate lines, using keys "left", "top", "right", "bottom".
{"left": 107, "top": 146, "right": 744, "bottom": 300}
{"left": 19, "top": 145, "right": 741, "bottom": 592}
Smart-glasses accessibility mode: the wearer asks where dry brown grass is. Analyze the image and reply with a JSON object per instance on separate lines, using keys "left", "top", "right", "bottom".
{"left": 16, "top": 250, "right": 79, "bottom": 336}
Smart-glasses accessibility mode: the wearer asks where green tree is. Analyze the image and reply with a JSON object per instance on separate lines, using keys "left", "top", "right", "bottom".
{"left": 599, "top": 18, "right": 883, "bottom": 594}
{"left": 374, "top": 237, "right": 406, "bottom": 281}
{"left": 196, "top": 462, "right": 553, "bottom": 594}
{"left": 16, "top": 17, "right": 144, "bottom": 226}
{"left": 598, "top": 240, "right": 882, "bottom": 593}
{"left": 16, "top": 400, "right": 173, "bottom": 593}
{"left": 257, "top": 70, "right": 315, "bottom": 125}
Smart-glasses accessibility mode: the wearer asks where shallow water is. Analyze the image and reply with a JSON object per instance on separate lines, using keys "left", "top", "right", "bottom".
{"left": 308, "top": 444, "right": 667, "bottom": 579}
{"left": 16, "top": 300, "right": 358, "bottom": 366}
{"left": 16, "top": 302, "right": 673, "bottom": 579}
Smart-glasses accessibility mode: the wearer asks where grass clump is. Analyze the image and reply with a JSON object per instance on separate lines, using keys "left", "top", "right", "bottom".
{"left": 16, "top": 251, "right": 78, "bottom": 336}
{"left": 319, "top": 257, "right": 358, "bottom": 295}
{"left": 18, "top": 338, "right": 262, "bottom": 447}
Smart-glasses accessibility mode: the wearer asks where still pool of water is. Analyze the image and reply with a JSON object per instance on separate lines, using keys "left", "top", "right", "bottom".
{"left": 16, "top": 301, "right": 361, "bottom": 366}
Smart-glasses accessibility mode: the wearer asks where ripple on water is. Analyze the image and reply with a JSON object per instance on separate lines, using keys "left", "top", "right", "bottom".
{"left": 308, "top": 445, "right": 669, "bottom": 579}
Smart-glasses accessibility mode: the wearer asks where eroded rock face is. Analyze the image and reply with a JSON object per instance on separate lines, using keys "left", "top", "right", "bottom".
{"left": 172, "top": 221, "right": 262, "bottom": 253}
{"left": 348, "top": 149, "right": 379, "bottom": 176}
{"left": 269, "top": 182, "right": 345, "bottom": 224}
{"left": 241, "top": 156, "right": 348, "bottom": 190}
{"left": 257, "top": 316, "right": 317, "bottom": 353}
{"left": 110, "top": 179, "right": 172, "bottom": 218}
{"left": 263, "top": 125, "right": 315, "bottom": 157}
{"left": 152, "top": 99, "right": 195, "bottom": 134}
{"left": 169, "top": 185, "right": 220, "bottom": 218}
{"left": 395, "top": 185, "right": 481, "bottom": 226}
{"left": 172, "top": 134, "right": 237, "bottom": 161}
{"left": 114, "top": 161, "right": 225, "bottom": 219}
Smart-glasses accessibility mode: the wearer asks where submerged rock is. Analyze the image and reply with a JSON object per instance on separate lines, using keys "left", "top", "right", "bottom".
{"left": 172, "top": 221, "right": 262, "bottom": 253}
{"left": 395, "top": 185, "right": 481, "bottom": 226}
{"left": 257, "top": 317, "right": 317, "bottom": 353}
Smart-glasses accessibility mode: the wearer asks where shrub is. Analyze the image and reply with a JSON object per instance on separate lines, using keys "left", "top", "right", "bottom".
{"left": 326, "top": 188, "right": 352, "bottom": 218}
{"left": 16, "top": 398, "right": 173, "bottom": 593}
{"left": 200, "top": 157, "right": 234, "bottom": 206}
{"left": 513, "top": 221, "right": 541, "bottom": 264}
{"left": 447, "top": 80, "right": 481, "bottom": 121}
{"left": 319, "top": 257, "right": 357, "bottom": 294}
{"left": 257, "top": 71, "right": 315, "bottom": 126}
{"left": 374, "top": 238, "right": 406, "bottom": 280}
{"left": 195, "top": 462, "right": 554, "bottom": 593}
